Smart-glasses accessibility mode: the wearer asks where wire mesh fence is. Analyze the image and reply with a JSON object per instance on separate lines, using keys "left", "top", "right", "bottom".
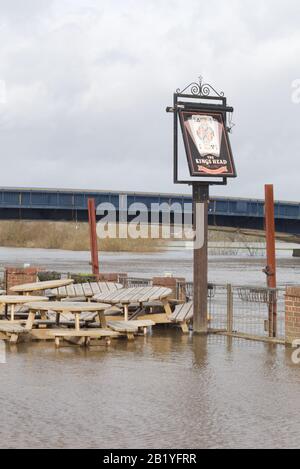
{"left": 124, "top": 277, "right": 153, "bottom": 288}
{"left": 176, "top": 280, "right": 286, "bottom": 341}
{"left": 208, "top": 284, "right": 228, "bottom": 331}
{"left": 231, "top": 286, "right": 283, "bottom": 339}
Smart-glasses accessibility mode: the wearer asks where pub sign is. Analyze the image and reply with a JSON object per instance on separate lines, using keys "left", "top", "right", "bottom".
{"left": 179, "top": 110, "right": 236, "bottom": 178}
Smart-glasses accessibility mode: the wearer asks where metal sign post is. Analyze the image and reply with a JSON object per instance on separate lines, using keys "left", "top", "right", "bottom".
{"left": 167, "top": 77, "right": 237, "bottom": 334}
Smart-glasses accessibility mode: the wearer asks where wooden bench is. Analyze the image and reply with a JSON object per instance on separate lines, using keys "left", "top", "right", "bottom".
{"left": 0, "top": 323, "right": 29, "bottom": 343}
{"left": 40, "top": 328, "right": 123, "bottom": 348}
{"left": 106, "top": 319, "right": 155, "bottom": 339}
{"left": 170, "top": 302, "right": 193, "bottom": 333}
{"left": 46, "top": 310, "right": 102, "bottom": 326}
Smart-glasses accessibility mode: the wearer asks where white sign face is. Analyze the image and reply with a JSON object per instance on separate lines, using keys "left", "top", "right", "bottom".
{"left": 186, "top": 115, "right": 221, "bottom": 158}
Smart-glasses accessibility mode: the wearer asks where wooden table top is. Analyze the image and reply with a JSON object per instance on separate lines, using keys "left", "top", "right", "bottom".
{"left": 93, "top": 286, "right": 173, "bottom": 305}
{"left": 11, "top": 279, "right": 74, "bottom": 293}
{"left": 25, "top": 301, "right": 111, "bottom": 313}
{"left": 0, "top": 295, "right": 49, "bottom": 305}
{"left": 48, "top": 281, "right": 123, "bottom": 298}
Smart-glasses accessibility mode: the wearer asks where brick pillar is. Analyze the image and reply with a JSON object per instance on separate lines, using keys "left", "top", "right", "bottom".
{"left": 98, "top": 273, "right": 128, "bottom": 284}
{"left": 285, "top": 286, "right": 300, "bottom": 344}
{"left": 5, "top": 267, "right": 38, "bottom": 294}
{"left": 152, "top": 276, "right": 186, "bottom": 301}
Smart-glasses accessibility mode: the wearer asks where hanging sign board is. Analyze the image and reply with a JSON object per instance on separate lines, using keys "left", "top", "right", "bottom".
{"left": 179, "top": 110, "right": 236, "bottom": 178}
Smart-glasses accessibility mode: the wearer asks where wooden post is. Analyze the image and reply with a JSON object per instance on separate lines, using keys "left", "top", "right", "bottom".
{"left": 193, "top": 183, "right": 209, "bottom": 334}
{"left": 88, "top": 198, "right": 99, "bottom": 280}
{"left": 264, "top": 185, "right": 277, "bottom": 337}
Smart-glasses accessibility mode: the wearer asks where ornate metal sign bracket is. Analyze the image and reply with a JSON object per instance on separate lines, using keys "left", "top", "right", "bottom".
{"left": 167, "top": 76, "right": 236, "bottom": 186}
{"left": 176, "top": 76, "right": 225, "bottom": 98}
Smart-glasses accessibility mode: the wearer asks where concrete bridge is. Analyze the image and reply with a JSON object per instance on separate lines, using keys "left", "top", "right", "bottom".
{"left": 0, "top": 187, "right": 299, "bottom": 237}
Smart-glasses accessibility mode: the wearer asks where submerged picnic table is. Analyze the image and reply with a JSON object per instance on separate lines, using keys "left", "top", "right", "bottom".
{"left": 11, "top": 279, "right": 74, "bottom": 296}
{"left": 93, "top": 286, "right": 173, "bottom": 321}
{"left": 24, "top": 301, "right": 119, "bottom": 347}
{"left": 0, "top": 295, "right": 49, "bottom": 343}
{"left": 25, "top": 301, "right": 110, "bottom": 330}
{"left": 0, "top": 295, "right": 49, "bottom": 321}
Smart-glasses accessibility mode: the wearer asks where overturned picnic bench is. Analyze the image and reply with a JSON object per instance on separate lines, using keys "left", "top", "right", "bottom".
{"left": 0, "top": 323, "right": 29, "bottom": 344}
{"left": 170, "top": 302, "right": 193, "bottom": 333}
{"left": 47, "top": 281, "right": 123, "bottom": 301}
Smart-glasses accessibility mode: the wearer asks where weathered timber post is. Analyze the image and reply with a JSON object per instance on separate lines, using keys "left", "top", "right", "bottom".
{"left": 193, "top": 184, "right": 209, "bottom": 334}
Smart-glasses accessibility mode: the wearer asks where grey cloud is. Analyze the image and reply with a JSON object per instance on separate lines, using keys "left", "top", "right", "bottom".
{"left": 0, "top": 0, "right": 299, "bottom": 201}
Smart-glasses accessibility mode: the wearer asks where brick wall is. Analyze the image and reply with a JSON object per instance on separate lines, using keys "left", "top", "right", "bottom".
{"left": 5, "top": 267, "right": 38, "bottom": 294}
{"left": 285, "top": 286, "right": 300, "bottom": 344}
{"left": 152, "top": 276, "right": 186, "bottom": 300}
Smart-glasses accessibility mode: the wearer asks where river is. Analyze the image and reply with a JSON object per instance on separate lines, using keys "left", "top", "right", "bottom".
{"left": 0, "top": 244, "right": 300, "bottom": 285}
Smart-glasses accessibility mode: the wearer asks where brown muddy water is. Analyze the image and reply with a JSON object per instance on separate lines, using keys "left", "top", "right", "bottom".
{"left": 1, "top": 332, "right": 300, "bottom": 449}
{"left": 1, "top": 247, "right": 300, "bottom": 448}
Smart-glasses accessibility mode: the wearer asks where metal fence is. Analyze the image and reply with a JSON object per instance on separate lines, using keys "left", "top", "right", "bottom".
{"left": 122, "top": 277, "right": 152, "bottom": 288}
{"left": 176, "top": 280, "right": 285, "bottom": 342}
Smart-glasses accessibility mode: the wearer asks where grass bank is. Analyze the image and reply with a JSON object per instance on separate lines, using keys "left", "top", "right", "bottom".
{"left": 0, "top": 221, "right": 166, "bottom": 252}
{"left": 0, "top": 220, "right": 263, "bottom": 252}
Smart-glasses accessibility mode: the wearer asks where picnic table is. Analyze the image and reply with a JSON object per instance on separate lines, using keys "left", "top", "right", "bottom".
{"left": 93, "top": 286, "right": 173, "bottom": 321}
{"left": 24, "top": 301, "right": 110, "bottom": 331}
{"left": 0, "top": 295, "right": 49, "bottom": 321}
{"left": 24, "top": 301, "right": 119, "bottom": 347}
{"left": 10, "top": 279, "right": 74, "bottom": 296}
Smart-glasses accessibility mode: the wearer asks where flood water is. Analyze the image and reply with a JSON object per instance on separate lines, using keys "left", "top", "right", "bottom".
{"left": 1, "top": 333, "right": 300, "bottom": 449}
{"left": 0, "top": 244, "right": 300, "bottom": 285}
{"left": 1, "top": 246, "right": 300, "bottom": 449}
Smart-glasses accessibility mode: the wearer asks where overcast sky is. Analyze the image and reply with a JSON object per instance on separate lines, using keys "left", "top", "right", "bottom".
{"left": 0, "top": 0, "right": 299, "bottom": 201}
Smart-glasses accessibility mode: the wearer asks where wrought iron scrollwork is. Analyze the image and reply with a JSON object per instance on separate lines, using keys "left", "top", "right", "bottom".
{"left": 176, "top": 76, "right": 225, "bottom": 98}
